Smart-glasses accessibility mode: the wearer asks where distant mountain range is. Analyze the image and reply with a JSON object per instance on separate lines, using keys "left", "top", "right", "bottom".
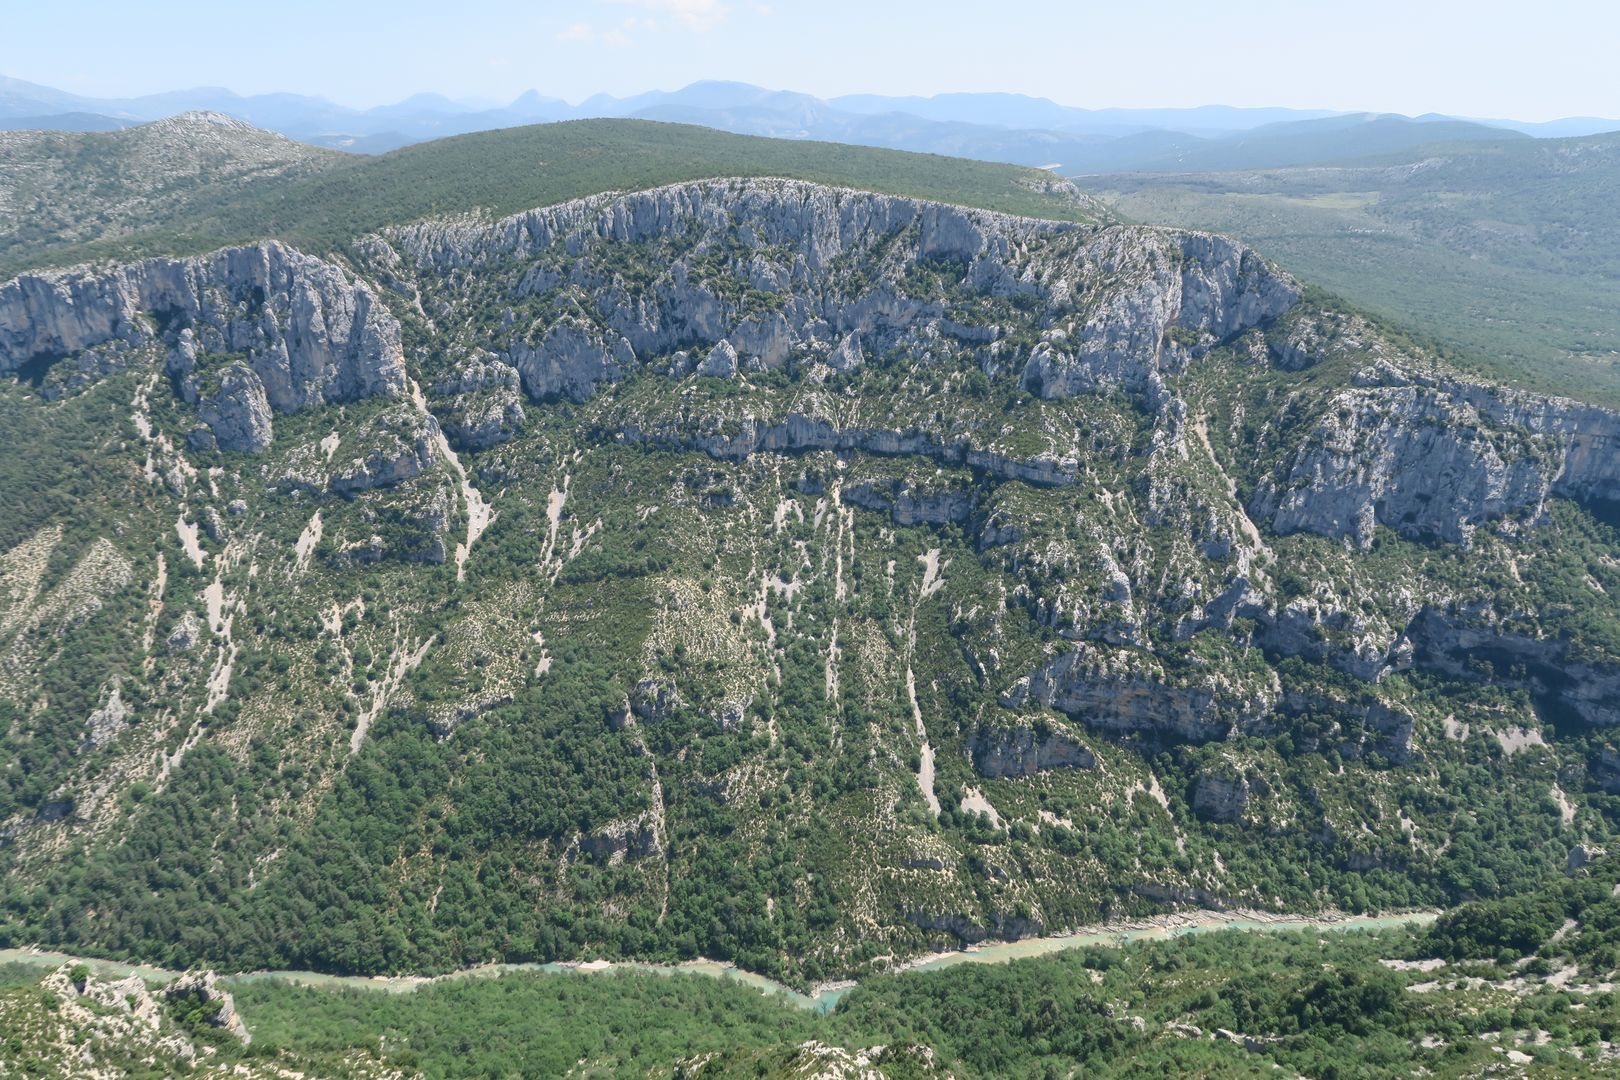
{"left": 3, "top": 74, "right": 1617, "bottom": 171}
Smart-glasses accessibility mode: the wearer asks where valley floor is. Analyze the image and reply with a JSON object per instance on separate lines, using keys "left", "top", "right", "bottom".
{"left": 0, "top": 906, "right": 1439, "bottom": 1009}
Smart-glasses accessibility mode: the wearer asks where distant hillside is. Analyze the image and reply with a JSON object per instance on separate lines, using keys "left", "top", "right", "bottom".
{"left": 0, "top": 111, "right": 131, "bottom": 132}
{"left": 0, "top": 116, "right": 1107, "bottom": 277}
{"left": 0, "top": 112, "right": 344, "bottom": 269}
{"left": 1061, "top": 114, "right": 1528, "bottom": 175}
{"left": 7, "top": 74, "right": 1612, "bottom": 176}
{"left": 1098, "top": 131, "right": 1620, "bottom": 404}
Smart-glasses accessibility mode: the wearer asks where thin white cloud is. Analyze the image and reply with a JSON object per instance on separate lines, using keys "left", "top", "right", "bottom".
{"left": 562, "top": 1, "right": 729, "bottom": 47}
{"left": 609, "top": 0, "right": 730, "bottom": 32}
{"left": 556, "top": 20, "right": 634, "bottom": 46}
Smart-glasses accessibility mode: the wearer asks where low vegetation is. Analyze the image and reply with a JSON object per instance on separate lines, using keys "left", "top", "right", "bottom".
{"left": 0, "top": 117, "right": 1104, "bottom": 278}
{"left": 1098, "top": 132, "right": 1620, "bottom": 405}
{"left": 5, "top": 859, "right": 1619, "bottom": 1077}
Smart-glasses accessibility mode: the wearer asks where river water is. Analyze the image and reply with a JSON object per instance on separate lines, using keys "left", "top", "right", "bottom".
{"left": 0, "top": 909, "right": 1437, "bottom": 1014}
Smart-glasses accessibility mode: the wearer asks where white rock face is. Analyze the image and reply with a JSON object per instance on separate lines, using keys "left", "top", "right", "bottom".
{"left": 385, "top": 178, "right": 1302, "bottom": 406}
{"left": 1256, "top": 364, "right": 1620, "bottom": 548}
{"left": 508, "top": 316, "right": 632, "bottom": 402}
{"left": 0, "top": 239, "right": 408, "bottom": 427}
{"left": 826, "top": 331, "right": 865, "bottom": 372}
{"left": 191, "top": 362, "right": 274, "bottom": 453}
{"left": 697, "top": 339, "right": 739, "bottom": 378}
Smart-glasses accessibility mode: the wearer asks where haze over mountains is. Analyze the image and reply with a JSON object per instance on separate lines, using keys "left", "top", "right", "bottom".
{"left": 4, "top": 73, "right": 1617, "bottom": 167}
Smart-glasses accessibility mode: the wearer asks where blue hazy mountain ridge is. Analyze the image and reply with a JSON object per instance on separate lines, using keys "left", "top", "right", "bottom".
{"left": 1076, "top": 113, "right": 1531, "bottom": 174}
{"left": 827, "top": 93, "right": 1346, "bottom": 135}
{"left": 3, "top": 75, "right": 1613, "bottom": 169}
{"left": 0, "top": 111, "right": 134, "bottom": 132}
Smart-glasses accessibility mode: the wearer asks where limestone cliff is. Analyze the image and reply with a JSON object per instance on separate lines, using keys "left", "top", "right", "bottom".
{"left": 384, "top": 178, "right": 1300, "bottom": 408}
{"left": 1257, "top": 361, "right": 1620, "bottom": 549}
{"left": 0, "top": 240, "right": 407, "bottom": 447}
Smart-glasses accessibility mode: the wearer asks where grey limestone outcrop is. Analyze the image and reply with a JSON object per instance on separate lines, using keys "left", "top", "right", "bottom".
{"left": 327, "top": 404, "right": 442, "bottom": 496}
{"left": 965, "top": 721, "right": 1096, "bottom": 778}
{"left": 190, "top": 362, "right": 274, "bottom": 453}
{"left": 386, "top": 178, "right": 1301, "bottom": 409}
{"left": 431, "top": 353, "right": 526, "bottom": 450}
{"left": 1256, "top": 362, "right": 1620, "bottom": 549}
{"left": 1191, "top": 772, "right": 1250, "bottom": 824}
{"left": 0, "top": 240, "right": 408, "bottom": 451}
{"left": 162, "top": 971, "right": 251, "bottom": 1045}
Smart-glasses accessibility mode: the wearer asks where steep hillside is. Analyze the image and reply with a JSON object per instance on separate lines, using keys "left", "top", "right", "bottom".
{"left": 0, "top": 117, "right": 1105, "bottom": 279}
{"left": 1097, "top": 131, "right": 1620, "bottom": 405}
{"left": 1, "top": 177, "right": 1617, "bottom": 988}
{"left": 0, "top": 112, "right": 345, "bottom": 265}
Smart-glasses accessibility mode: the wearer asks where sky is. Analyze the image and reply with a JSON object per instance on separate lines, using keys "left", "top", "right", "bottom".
{"left": 2, "top": 0, "right": 1616, "bottom": 121}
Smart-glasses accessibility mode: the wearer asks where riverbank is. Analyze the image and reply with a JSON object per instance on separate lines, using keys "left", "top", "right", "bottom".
{"left": 0, "top": 907, "right": 1437, "bottom": 1014}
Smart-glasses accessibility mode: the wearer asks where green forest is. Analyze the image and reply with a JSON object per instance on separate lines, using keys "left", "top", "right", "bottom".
{"left": 6, "top": 859, "right": 1620, "bottom": 1077}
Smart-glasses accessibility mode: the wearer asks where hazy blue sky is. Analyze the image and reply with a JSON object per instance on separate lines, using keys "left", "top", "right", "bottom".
{"left": 4, "top": 0, "right": 1614, "bottom": 120}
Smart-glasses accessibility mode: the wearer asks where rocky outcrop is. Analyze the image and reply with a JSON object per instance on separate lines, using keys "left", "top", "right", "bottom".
{"left": 842, "top": 479, "right": 975, "bottom": 526}
{"left": 1246, "top": 589, "right": 1400, "bottom": 683}
{"left": 166, "top": 328, "right": 201, "bottom": 402}
{"left": 618, "top": 412, "right": 1077, "bottom": 488}
{"left": 430, "top": 354, "right": 526, "bottom": 451}
{"left": 327, "top": 405, "right": 441, "bottom": 496}
{"left": 425, "top": 691, "right": 513, "bottom": 740}
{"left": 82, "top": 680, "right": 131, "bottom": 751}
{"left": 509, "top": 316, "right": 632, "bottom": 402}
{"left": 1191, "top": 772, "right": 1250, "bottom": 824}
{"left": 48, "top": 964, "right": 162, "bottom": 1030}
{"left": 1275, "top": 692, "right": 1417, "bottom": 763}
{"left": 1001, "top": 644, "right": 1279, "bottom": 742}
{"left": 1022, "top": 234, "right": 1296, "bottom": 400}
{"left": 906, "top": 909, "right": 1043, "bottom": 944}
{"left": 826, "top": 331, "right": 865, "bottom": 372}
{"left": 1256, "top": 362, "right": 1620, "bottom": 548}
{"left": 1131, "top": 882, "right": 1222, "bottom": 906}
{"left": 189, "top": 362, "right": 274, "bottom": 453}
{"left": 576, "top": 815, "right": 661, "bottom": 864}
{"left": 1596, "top": 747, "right": 1620, "bottom": 794}
{"left": 388, "top": 178, "right": 1299, "bottom": 409}
{"left": 697, "top": 339, "right": 739, "bottom": 378}
{"left": 966, "top": 721, "right": 1095, "bottom": 778}
{"left": 1407, "top": 604, "right": 1620, "bottom": 728}
{"left": 631, "top": 678, "right": 681, "bottom": 723}
{"left": 162, "top": 971, "right": 251, "bottom": 1045}
{"left": 166, "top": 611, "right": 202, "bottom": 653}
{"left": 0, "top": 241, "right": 407, "bottom": 418}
